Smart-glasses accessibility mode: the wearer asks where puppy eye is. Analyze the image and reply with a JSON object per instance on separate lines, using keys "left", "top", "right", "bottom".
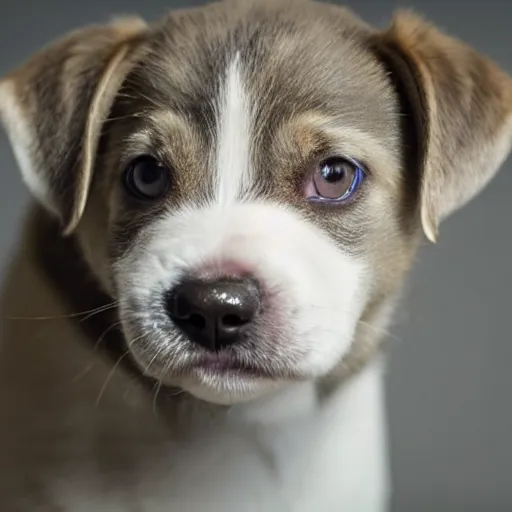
{"left": 305, "top": 156, "right": 365, "bottom": 203}
{"left": 123, "top": 156, "right": 171, "bottom": 200}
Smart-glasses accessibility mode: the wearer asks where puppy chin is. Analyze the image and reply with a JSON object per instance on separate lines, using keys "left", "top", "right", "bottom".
{"left": 176, "top": 373, "right": 281, "bottom": 406}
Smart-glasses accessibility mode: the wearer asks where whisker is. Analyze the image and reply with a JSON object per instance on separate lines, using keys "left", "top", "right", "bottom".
{"left": 94, "top": 350, "right": 131, "bottom": 408}
{"left": 121, "top": 376, "right": 143, "bottom": 409}
{"left": 152, "top": 379, "right": 163, "bottom": 418}
{"left": 71, "top": 365, "right": 93, "bottom": 384}
{"left": 94, "top": 321, "right": 124, "bottom": 352}
{"left": 70, "top": 321, "right": 124, "bottom": 384}
{"left": 94, "top": 330, "right": 149, "bottom": 408}
{"left": 142, "top": 344, "right": 168, "bottom": 381}
{"left": 152, "top": 360, "right": 172, "bottom": 418}
{"left": 79, "top": 303, "right": 120, "bottom": 323}
{"left": 7, "top": 301, "right": 120, "bottom": 322}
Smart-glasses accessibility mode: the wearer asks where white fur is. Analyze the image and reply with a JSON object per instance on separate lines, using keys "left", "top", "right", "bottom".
{"left": 116, "top": 201, "right": 369, "bottom": 404}
{"left": 0, "top": 81, "right": 56, "bottom": 215}
{"left": 215, "top": 54, "right": 253, "bottom": 204}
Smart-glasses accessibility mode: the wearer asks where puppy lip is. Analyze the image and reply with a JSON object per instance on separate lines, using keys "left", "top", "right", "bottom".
{"left": 190, "top": 352, "right": 270, "bottom": 378}
{"left": 193, "top": 354, "right": 253, "bottom": 372}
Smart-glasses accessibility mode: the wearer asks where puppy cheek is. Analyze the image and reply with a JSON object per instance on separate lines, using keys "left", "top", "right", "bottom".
{"left": 217, "top": 206, "right": 371, "bottom": 376}
{"left": 291, "top": 250, "right": 369, "bottom": 377}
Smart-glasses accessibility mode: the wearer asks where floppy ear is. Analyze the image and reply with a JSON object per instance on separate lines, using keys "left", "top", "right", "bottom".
{"left": 0, "top": 17, "right": 147, "bottom": 235}
{"left": 375, "top": 11, "right": 512, "bottom": 242}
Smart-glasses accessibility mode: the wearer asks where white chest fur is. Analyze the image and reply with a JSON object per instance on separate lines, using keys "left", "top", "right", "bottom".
{"left": 0, "top": 246, "right": 389, "bottom": 512}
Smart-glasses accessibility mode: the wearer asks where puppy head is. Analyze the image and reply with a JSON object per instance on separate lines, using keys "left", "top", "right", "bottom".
{"left": 1, "top": 1, "right": 511, "bottom": 405}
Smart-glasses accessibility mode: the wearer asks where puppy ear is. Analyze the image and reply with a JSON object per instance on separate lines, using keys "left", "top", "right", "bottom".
{"left": 0, "top": 17, "right": 147, "bottom": 235}
{"left": 375, "top": 11, "right": 512, "bottom": 242}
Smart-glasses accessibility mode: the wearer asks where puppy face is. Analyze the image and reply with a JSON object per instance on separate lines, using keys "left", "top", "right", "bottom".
{"left": 96, "top": 4, "right": 410, "bottom": 404}
{"left": 2, "top": 0, "right": 512, "bottom": 405}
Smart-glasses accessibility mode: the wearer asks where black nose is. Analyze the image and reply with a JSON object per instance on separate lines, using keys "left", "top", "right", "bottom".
{"left": 166, "top": 277, "right": 261, "bottom": 351}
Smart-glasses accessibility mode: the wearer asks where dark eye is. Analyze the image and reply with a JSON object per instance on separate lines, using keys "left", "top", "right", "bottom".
{"left": 305, "top": 156, "right": 365, "bottom": 203}
{"left": 123, "top": 156, "right": 171, "bottom": 200}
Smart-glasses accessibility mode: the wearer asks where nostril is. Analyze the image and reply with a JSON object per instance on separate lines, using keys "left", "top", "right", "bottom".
{"left": 221, "top": 314, "right": 250, "bottom": 329}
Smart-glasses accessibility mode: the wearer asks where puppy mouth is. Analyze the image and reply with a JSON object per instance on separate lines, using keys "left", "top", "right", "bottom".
{"left": 129, "top": 334, "right": 298, "bottom": 383}
{"left": 189, "top": 351, "right": 272, "bottom": 377}
{"left": 120, "top": 282, "right": 303, "bottom": 385}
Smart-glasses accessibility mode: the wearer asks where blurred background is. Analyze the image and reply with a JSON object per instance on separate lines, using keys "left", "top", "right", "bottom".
{"left": 0, "top": 1, "right": 510, "bottom": 510}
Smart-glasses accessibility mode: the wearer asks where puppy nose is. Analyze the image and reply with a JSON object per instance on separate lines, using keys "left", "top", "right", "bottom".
{"left": 166, "top": 277, "right": 261, "bottom": 351}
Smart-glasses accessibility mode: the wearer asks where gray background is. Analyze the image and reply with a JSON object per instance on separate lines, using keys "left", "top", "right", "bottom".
{"left": 0, "top": 1, "right": 510, "bottom": 511}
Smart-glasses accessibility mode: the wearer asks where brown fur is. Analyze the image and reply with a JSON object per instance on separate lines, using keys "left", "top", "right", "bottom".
{"left": 376, "top": 11, "right": 512, "bottom": 241}
{"left": 1, "top": 17, "right": 149, "bottom": 233}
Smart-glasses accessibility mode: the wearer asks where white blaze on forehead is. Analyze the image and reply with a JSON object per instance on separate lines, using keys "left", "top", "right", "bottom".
{"left": 215, "top": 54, "right": 253, "bottom": 204}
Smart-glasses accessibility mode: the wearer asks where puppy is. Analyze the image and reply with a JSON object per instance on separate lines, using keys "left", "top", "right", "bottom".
{"left": 0, "top": 0, "right": 510, "bottom": 510}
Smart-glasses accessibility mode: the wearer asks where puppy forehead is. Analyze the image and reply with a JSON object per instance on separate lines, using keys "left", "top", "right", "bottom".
{"left": 118, "top": 1, "right": 399, "bottom": 165}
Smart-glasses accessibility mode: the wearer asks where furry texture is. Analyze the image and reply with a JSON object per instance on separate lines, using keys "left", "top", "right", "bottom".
{"left": 0, "top": 0, "right": 511, "bottom": 510}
